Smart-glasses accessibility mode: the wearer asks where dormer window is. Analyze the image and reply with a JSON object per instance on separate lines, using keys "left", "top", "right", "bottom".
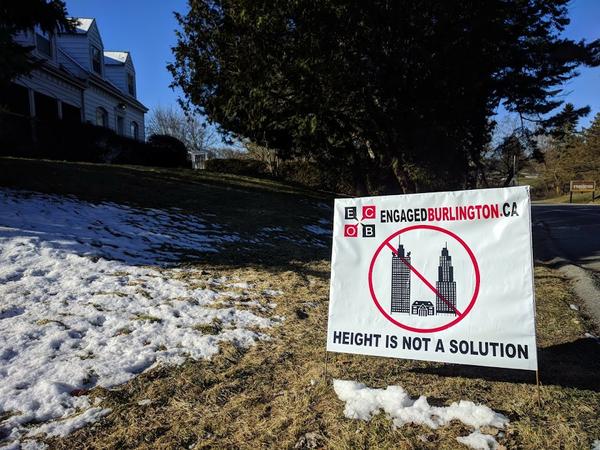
{"left": 127, "top": 73, "right": 135, "bottom": 96}
{"left": 91, "top": 46, "right": 102, "bottom": 74}
{"left": 36, "top": 30, "right": 52, "bottom": 58}
{"left": 96, "top": 107, "right": 108, "bottom": 127}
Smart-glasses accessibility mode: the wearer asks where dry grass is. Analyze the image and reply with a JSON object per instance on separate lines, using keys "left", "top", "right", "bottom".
{"left": 44, "top": 264, "right": 600, "bottom": 450}
{"left": 3, "top": 157, "right": 598, "bottom": 448}
{"left": 534, "top": 192, "right": 599, "bottom": 205}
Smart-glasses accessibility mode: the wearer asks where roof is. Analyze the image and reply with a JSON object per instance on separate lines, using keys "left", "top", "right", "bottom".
{"left": 103, "top": 51, "right": 129, "bottom": 65}
{"left": 68, "top": 18, "right": 94, "bottom": 34}
{"left": 412, "top": 301, "right": 434, "bottom": 306}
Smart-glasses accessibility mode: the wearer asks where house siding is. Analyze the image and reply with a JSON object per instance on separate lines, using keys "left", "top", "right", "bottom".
{"left": 14, "top": 70, "right": 82, "bottom": 110}
{"left": 105, "top": 56, "right": 137, "bottom": 99}
{"left": 56, "top": 34, "right": 90, "bottom": 69}
{"left": 12, "top": 17, "right": 146, "bottom": 140}
{"left": 84, "top": 85, "right": 145, "bottom": 140}
{"left": 58, "top": 21, "right": 104, "bottom": 73}
{"left": 104, "top": 66, "right": 127, "bottom": 94}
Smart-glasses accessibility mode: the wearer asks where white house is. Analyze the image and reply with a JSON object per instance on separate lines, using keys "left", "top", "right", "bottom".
{"left": 9, "top": 18, "right": 147, "bottom": 140}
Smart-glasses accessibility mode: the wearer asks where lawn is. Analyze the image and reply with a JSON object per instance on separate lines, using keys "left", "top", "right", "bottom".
{"left": 0, "top": 157, "right": 598, "bottom": 450}
{"left": 534, "top": 191, "right": 599, "bottom": 205}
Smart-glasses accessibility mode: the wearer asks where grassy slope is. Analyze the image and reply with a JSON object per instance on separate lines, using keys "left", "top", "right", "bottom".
{"left": 0, "top": 157, "right": 332, "bottom": 266}
{"left": 534, "top": 191, "right": 599, "bottom": 205}
{"left": 1, "top": 157, "right": 599, "bottom": 449}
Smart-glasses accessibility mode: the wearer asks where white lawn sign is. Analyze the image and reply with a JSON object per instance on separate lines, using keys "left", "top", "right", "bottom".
{"left": 327, "top": 186, "right": 537, "bottom": 371}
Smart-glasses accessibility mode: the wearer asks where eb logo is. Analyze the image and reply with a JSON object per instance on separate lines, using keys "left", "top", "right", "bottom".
{"left": 343, "top": 205, "right": 376, "bottom": 238}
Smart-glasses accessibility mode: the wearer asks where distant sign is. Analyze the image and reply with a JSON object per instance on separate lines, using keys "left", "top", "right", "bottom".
{"left": 570, "top": 180, "right": 596, "bottom": 192}
{"left": 327, "top": 186, "right": 538, "bottom": 371}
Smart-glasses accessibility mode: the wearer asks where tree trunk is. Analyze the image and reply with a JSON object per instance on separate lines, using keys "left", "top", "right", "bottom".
{"left": 390, "top": 156, "right": 412, "bottom": 194}
{"left": 351, "top": 154, "right": 368, "bottom": 196}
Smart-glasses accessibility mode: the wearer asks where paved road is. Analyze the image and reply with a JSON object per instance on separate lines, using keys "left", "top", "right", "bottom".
{"left": 532, "top": 204, "right": 600, "bottom": 272}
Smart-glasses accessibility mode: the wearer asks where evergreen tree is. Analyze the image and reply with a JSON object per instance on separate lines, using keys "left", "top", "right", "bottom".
{"left": 170, "top": 0, "right": 600, "bottom": 193}
{"left": 0, "top": 0, "right": 72, "bottom": 89}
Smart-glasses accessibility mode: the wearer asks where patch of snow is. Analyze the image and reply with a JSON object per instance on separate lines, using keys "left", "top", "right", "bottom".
{"left": 304, "top": 224, "right": 331, "bottom": 236}
{"left": 0, "top": 189, "right": 274, "bottom": 447}
{"left": 230, "top": 281, "right": 253, "bottom": 289}
{"left": 262, "top": 289, "right": 283, "bottom": 297}
{"left": 0, "top": 189, "right": 238, "bottom": 266}
{"left": 456, "top": 431, "right": 499, "bottom": 450}
{"left": 585, "top": 333, "right": 600, "bottom": 344}
{"left": 261, "top": 226, "right": 285, "bottom": 233}
{"left": 72, "top": 17, "right": 94, "bottom": 33}
{"left": 570, "top": 304, "right": 579, "bottom": 311}
{"left": 137, "top": 399, "right": 152, "bottom": 406}
{"left": 592, "top": 439, "right": 600, "bottom": 450}
{"left": 333, "top": 380, "right": 507, "bottom": 447}
{"left": 27, "top": 407, "right": 111, "bottom": 438}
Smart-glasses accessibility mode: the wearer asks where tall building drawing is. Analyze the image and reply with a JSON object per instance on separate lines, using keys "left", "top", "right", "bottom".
{"left": 436, "top": 244, "right": 457, "bottom": 315}
{"left": 391, "top": 240, "right": 411, "bottom": 313}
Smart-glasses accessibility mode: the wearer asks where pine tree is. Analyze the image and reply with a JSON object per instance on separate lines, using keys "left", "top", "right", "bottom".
{"left": 0, "top": 0, "right": 72, "bottom": 89}
{"left": 170, "top": 0, "right": 600, "bottom": 194}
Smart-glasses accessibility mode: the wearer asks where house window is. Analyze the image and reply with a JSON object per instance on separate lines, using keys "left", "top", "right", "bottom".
{"left": 2, "top": 83, "right": 30, "bottom": 116}
{"left": 127, "top": 73, "right": 135, "bottom": 96}
{"left": 36, "top": 31, "right": 52, "bottom": 58}
{"left": 91, "top": 46, "right": 102, "bottom": 74}
{"left": 130, "top": 121, "right": 139, "bottom": 140}
{"left": 116, "top": 116, "right": 124, "bottom": 135}
{"left": 61, "top": 102, "right": 81, "bottom": 123}
{"left": 34, "top": 92, "right": 59, "bottom": 121}
{"left": 96, "top": 107, "right": 108, "bottom": 127}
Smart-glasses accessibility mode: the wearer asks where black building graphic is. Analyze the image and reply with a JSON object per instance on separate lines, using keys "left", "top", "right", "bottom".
{"left": 390, "top": 240, "right": 411, "bottom": 313}
{"left": 389, "top": 241, "right": 459, "bottom": 317}
{"left": 435, "top": 244, "right": 457, "bottom": 315}
{"left": 411, "top": 301, "right": 435, "bottom": 316}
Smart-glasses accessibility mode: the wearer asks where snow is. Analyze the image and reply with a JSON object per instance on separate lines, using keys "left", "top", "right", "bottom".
{"left": 28, "top": 407, "right": 111, "bottom": 439}
{"left": 570, "top": 304, "right": 579, "bottom": 311}
{"left": 0, "top": 189, "right": 274, "bottom": 447}
{"left": 103, "top": 51, "right": 128, "bottom": 65}
{"left": 333, "top": 380, "right": 508, "bottom": 448}
{"left": 304, "top": 224, "right": 331, "bottom": 236}
{"left": 456, "top": 431, "right": 499, "bottom": 450}
{"left": 230, "top": 281, "right": 253, "bottom": 289}
{"left": 0, "top": 189, "right": 238, "bottom": 266}
{"left": 592, "top": 440, "right": 600, "bottom": 450}
{"left": 262, "top": 289, "right": 282, "bottom": 297}
{"left": 71, "top": 18, "right": 94, "bottom": 33}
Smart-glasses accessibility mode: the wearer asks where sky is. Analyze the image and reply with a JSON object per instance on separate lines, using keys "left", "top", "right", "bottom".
{"left": 65, "top": 0, "right": 600, "bottom": 135}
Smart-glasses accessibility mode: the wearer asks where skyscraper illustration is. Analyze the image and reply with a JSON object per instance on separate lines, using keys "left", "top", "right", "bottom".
{"left": 391, "top": 240, "right": 411, "bottom": 313}
{"left": 436, "top": 244, "right": 457, "bottom": 315}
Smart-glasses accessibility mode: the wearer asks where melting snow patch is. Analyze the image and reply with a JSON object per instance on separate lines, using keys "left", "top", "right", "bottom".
{"left": 333, "top": 380, "right": 508, "bottom": 448}
{"left": 592, "top": 439, "right": 600, "bottom": 450}
{"left": 0, "top": 189, "right": 275, "bottom": 447}
{"left": 456, "top": 431, "right": 499, "bottom": 450}
{"left": 0, "top": 189, "right": 239, "bottom": 266}
{"left": 230, "top": 281, "right": 253, "bottom": 289}
{"left": 27, "top": 407, "right": 111, "bottom": 439}
{"left": 262, "top": 289, "right": 283, "bottom": 297}
{"left": 304, "top": 224, "right": 331, "bottom": 236}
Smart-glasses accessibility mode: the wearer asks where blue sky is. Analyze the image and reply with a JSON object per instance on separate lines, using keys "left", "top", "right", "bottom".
{"left": 65, "top": 0, "right": 600, "bottom": 134}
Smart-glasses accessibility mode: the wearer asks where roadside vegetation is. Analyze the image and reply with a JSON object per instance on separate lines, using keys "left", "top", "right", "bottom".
{"left": 0, "top": 157, "right": 598, "bottom": 449}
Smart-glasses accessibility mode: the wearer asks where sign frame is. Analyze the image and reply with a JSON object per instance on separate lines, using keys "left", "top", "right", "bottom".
{"left": 326, "top": 186, "right": 538, "bottom": 371}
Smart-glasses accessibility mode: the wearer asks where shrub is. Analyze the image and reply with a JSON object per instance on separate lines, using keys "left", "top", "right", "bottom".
{"left": 205, "top": 158, "right": 268, "bottom": 177}
{"left": 145, "top": 134, "right": 189, "bottom": 168}
{"left": 0, "top": 115, "right": 191, "bottom": 169}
